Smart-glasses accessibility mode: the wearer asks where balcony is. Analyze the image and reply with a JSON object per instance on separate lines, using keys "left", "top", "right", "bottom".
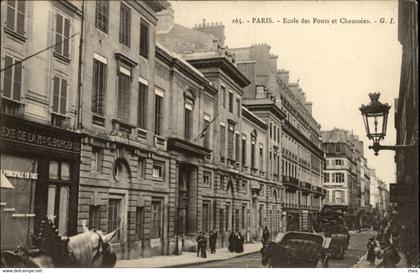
{"left": 51, "top": 113, "right": 70, "bottom": 129}
{"left": 283, "top": 175, "right": 299, "bottom": 192}
{"left": 301, "top": 182, "right": 312, "bottom": 195}
{"left": 167, "top": 137, "right": 211, "bottom": 158}
{"left": 1, "top": 97, "right": 24, "bottom": 118}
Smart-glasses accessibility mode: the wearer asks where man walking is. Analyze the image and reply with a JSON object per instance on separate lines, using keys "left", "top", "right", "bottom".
{"left": 200, "top": 232, "right": 208, "bottom": 258}
{"left": 196, "top": 232, "right": 204, "bottom": 257}
{"left": 209, "top": 230, "right": 217, "bottom": 254}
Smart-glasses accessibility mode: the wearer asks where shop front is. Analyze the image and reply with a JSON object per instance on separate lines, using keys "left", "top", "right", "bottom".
{"left": 0, "top": 115, "right": 81, "bottom": 250}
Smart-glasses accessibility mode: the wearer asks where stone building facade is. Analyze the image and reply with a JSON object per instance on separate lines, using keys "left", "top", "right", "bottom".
{"left": 394, "top": 0, "right": 418, "bottom": 266}
{"left": 231, "top": 44, "right": 326, "bottom": 232}
{"left": 75, "top": 0, "right": 170, "bottom": 259}
{"left": 1, "top": 0, "right": 83, "bottom": 250}
{"left": 321, "top": 129, "right": 364, "bottom": 228}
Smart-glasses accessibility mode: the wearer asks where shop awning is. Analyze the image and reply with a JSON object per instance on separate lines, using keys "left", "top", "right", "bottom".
{"left": 1, "top": 172, "right": 14, "bottom": 189}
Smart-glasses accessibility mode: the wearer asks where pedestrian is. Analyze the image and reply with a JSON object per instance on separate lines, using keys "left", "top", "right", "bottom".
{"left": 209, "top": 230, "right": 217, "bottom": 254}
{"left": 200, "top": 232, "right": 208, "bottom": 258}
{"left": 236, "top": 231, "right": 244, "bottom": 253}
{"left": 228, "top": 231, "right": 235, "bottom": 252}
{"left": 262, "top": 226, "right": 270, "bottom": 246}
{"left": 367, "top": 237, "right": 377, "bottom": 266}
{"left": 377, "top": 243, "right": 400, "bottom": 268}
{"left": 196, "top": 232, "right": 204, "bottom": 257}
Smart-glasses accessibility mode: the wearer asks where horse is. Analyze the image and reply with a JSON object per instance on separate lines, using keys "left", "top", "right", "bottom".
{"left": 1, "top": 219, "right": 119, "bottom": 268}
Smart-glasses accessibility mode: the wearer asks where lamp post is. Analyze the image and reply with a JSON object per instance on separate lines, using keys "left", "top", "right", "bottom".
{"left": 359, "top": 92, "right": 417, "bottom": 155}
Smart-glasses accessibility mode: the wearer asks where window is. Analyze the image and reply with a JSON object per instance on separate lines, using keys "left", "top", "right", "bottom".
{"left": 241, "top": 136, "right": 247, "bottom": 166}
{"left": 273, "top": 125, "right": 277, "bottom": 141}
{"left": 228, "top": 91, "right": 233, "bottom": 113}
{"left": 2, "top": 55, "right": 22, "bottom": 101}
{"left": 259, "top": 144, "right": 263, "bottom": 170}
{"left": 335, "top": 173, "right": 344, "bottom": 183}
{"left": 202, "top": 203, "right": 210, "bottom": 232}
{"left": 335, "top": 159, "right": 343, "bottom": 166}
{"left": 218, "top": 174, "right": 223, "bottom": 190}
{"left": 219, "top": 208, "right": 224, "bottom": 232}
{"left": 258, "top": 205, "right": 263, "bottom": 227}
{"left": 119, "top": 4, "right": 131, "bottom": 47}
{"left": 92, "top": 57, "right": 107, "bottom": 115}
{"left": 203, "top": 114, "right": 210, "bottom": 149}
{"left": 324, "top": 173, "right": 329, "bottom": 183}
{"left": 136, "top": 207, "right": 144, "bottom": 240}
{"left": 220, "top": 124, "right": 225, "bottom": 160}
{"left": 269, "top": 122, "right": 272, "bottom": 139}
{"left": 55, "top": 14, "right": 70, "bottom": 58}
{"left": 221, "top": 85, "right": 226, "bottom": 108}
{"left": 184, "top": 100, "right": 193, "bottom": 141}
{"left": 89, "top": 205, "right": 101, "bottom": 230}
{"left": 6, "top": 0, "right": 25, "bottom": 35}
{"left": 228, "top": 125, "right": 234, "bottom": 159}
{"left": 108, "top": 199, "right": 121, "bottom": 232}
{"left": 151, "top": 200, "right": 162, "bottom": 238}
{"left": 152, "top": 162, "right": 164, "bottom": 180}
{"left": 117, "top": 65, "right": 131, "bottom": 121}
{"left": 235, "top": 133, "right": 240, "bottom": 162}
{"left": 225, "top": 203, "right": 230, "bottom": 230}
{"left": 277, "top": 128, "right": 280, "bottom": 144}
{"left": 251, "top": 140, "right": 256, "bottom": 169}
{"left": 138, "top": 157, "right": 145, "bottom": 178}
{"left": 154, "top": 89, "right": 164, "bottom": 135}
{"left": 140, "top": 20, "right": 149, "bottom": 58}
{"left": 52, "top": 76, "right": 67, "bottom": 115}
{"left": 91, "top": 147, "right": 103, "bottom": 172}
{"left": 49, "top": 161, "right": 71, "bottom": 181}
{"left": 236, "top": 97, "right": 241, "bottom": 116}
{"left": 138, "top": 82, "right": 147, "bottom": 129}
{"left": 203, "top": 171, "right": 211, "bottom": 187}
{"left": 95, "top": 0, "right": 109, "bottom": 33}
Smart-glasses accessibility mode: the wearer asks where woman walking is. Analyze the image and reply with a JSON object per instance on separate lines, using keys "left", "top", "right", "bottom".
{"left": 367, "top": 237, "right": 377, "bottom": 266}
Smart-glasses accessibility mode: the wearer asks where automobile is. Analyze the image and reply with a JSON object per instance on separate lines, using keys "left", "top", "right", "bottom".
{"left": 261, "top": 231, "right": 331, "bottom": 268}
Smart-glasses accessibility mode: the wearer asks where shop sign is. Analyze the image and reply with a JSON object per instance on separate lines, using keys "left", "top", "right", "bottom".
{"left": 1, "top": 123, "right": 80, "bottom": 153}
{"left": 2, "top": 169, "right": 38, "bottom": 180}
{"left": 389, "top": 183, "right": 415, "bottom": 202}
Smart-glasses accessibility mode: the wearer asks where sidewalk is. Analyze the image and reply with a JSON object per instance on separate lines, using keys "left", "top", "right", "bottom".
{"left": 352, "top": 250, "right": 408, "bottom": 268}
{"left": 116, "top": 242, "right": 262, "bottom": 268}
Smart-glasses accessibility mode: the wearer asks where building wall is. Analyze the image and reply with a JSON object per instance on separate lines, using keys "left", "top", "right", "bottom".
{"left": 1, "top": 0, "right": 83, "bottom": 251}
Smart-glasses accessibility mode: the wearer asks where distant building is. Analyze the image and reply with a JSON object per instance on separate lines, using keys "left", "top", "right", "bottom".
{"left": 321, "top": 129, "right": 364, "bottom": 229}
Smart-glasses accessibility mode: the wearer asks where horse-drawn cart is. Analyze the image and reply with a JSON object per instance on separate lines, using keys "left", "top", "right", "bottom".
{"left": 261, "top": 231, "right": 331, "bottom": 268}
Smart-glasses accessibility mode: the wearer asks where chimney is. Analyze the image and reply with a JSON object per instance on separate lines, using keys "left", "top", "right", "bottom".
{"left": 156, "top": 7, "right": 174, "bottom": 32}
{"left": 193, "top": 19, "right": 225, "bottom": 47}
{"left": 304, "top": 102, "right": 313, "bottom": 115}
{"left": 277, "top": 69, "right": 289, "bottom": 85}
{"left": 269, "top": 54, "right": 278, "bottom": 73}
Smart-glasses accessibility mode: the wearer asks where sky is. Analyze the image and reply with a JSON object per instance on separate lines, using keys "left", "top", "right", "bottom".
{"left": 170, "top": 0, "right": 401, "bottom": 185}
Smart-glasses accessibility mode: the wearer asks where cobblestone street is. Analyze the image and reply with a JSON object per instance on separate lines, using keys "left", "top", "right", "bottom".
{"left": 178, "top": 230, "right": 375, "bottom": 268}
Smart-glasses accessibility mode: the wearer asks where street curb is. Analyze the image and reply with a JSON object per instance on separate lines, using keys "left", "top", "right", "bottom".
{"left": 164, "top": 250, "right": 261, "bottom": 268}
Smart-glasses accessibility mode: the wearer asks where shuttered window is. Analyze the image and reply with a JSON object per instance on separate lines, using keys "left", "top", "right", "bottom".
{"left": 92, "top": 58, "right": 107, "bottom": 115}
{"left": 95, "top": 0, "right": 109, "bottom": 33}
{"left": 119, "top": 4, "right": 131, "bottom": 47}
{"left": 138, "top": 82, "right": 147, "bottom": 129}
{"left": 151, "top": 200, "right": 162, "bottom": 239}
{"left": 3, "top": 55, "right": 22, "bottom": 101}
{"left": 220, "top": 124, "right": 226, "bottom": 159}
{"left": 117, "top": 71, "right": 130, "bottom": 121}
{"left": 228, "top": 125, "right": 234, "bottom": 159}
{"left": 235, "top": 133, "right": 240, "bottom": 162}
{"left": 140, "top": 20, "right": 149, "bottom": 58}
{"left": 52, "top": 76, "right": 67, "bottom": 115}
{"left": 55, "top": 14, "right": 71, "bottom": 58}
{"left": 6, "top": 0, "right": 25, "bottom": 35}
{"left": 203, "top": 115, "right": 210, "bottom": 149}
{"left": 184, "top": 101, "right": 193, "bottom": 141}
{"left": 154, "top": 90, "right": 164, "bottom": 135}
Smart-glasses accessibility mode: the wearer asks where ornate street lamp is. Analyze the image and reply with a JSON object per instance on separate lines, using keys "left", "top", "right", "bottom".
{"left": 360, "top": 92, "right": 417, "bottom": 155}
